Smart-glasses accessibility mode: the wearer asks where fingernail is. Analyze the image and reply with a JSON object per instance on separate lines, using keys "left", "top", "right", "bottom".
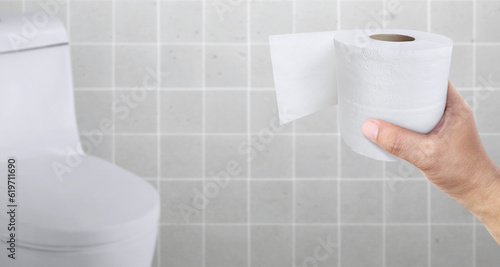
{"left": 362, "top": 120, "right": 379, "bottom": 142}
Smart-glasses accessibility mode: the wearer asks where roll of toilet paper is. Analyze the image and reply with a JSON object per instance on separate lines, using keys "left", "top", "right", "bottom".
{"left": 269, "top": 29, "right": 453, "bottom": 161}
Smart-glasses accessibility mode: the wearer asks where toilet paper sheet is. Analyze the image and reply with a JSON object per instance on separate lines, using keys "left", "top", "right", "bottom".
{"left": 269, "top": 29, "right": 453, "bottom": 161}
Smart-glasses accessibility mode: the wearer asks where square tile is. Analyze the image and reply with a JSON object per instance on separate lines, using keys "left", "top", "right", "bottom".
{"left": 430, "top": 185, "right": 473, "bottom": 223}
{"left": 79, "top": 133, "right": 113, "bottom": 162}
{"left": 476, "top": 1, "right": 500, "bottom": 42}
{"left": 70, "top": 1, "right": 112, "bottom": 42}
{"left": 341, "top": 181, "right": 383, "bottom": 223}
{"left": 205, "top": 91, "right": 247, "bottom": 133}
{"left": 160, "top": 91, "right": 203, "bottom": 133}
{"left": 251, "top": 45, "right": 274, "bottom": 88}
{"left": 295, "top": 136, "right": 338, "bottom": 178}
{"left": 295, "top": 1, "right": 337, "bottom": 33}
{"left": 250, "top": 135, "right": 293, "bottom": 178}
{"left": 384, "top": 159, "right": 424, "bottom": 180}
{"left": 0, "top": 1, "right": 22, "bottom": 12}
{"left": 161, "top": 135, "right": 203, "bottom": 178}
{"left": 205, "top": 0, "right": 247, "bottom": 42}
{"left": 114, "top": 45, "right": 158, "bottom": 88}
{"left": 205, "top": 225, "right": 247, "bottom": 267}
{"left": 114, "top": 89, "right": 157, "bottom": 133}
{"left": 25, "top": 0, "right": 68, "bottom": 27}
{"left": 115, "top": 0, "right": 157, "bottom": 43}
{"left": 205, "top": 45, "right": 247, "bottom": 87}
{"left": 250, "top": 1, "right": 293, "bottom": 42}
{"left": 431, "top": 226, "right": 473, "bottom": 267}
{"left": 251, "top": 226, "right": 293, "bottom": 267}
{"left": 341, "top": 226, "right": 383, "bottom": 267}
{"left": 386, "top": 1, "right": 427, "bottom": 31}
{"left": 205, "top": 180, "right": 247, "bottom": 223}
{"left": 385, "top": 226, "right": 428, "bottom": 267}
{"left": 251, "top": 181, "right": 293, "bottom": 223}
{"left": 74, "top": 91, "right": 112, "bottom": 133}
{"left": 480, "top": 135, "right": 500, "bottom": 167}
{"left": 431, "top": 1, "right": 473, "bottom": 43}
{"left": 475, "top": 90, "right": 500, "bottom": 133}
{"left": 115, "top": 135, "right": 158, "bottom": 178}
{"left": 449, "top": 45, "right": 473, "bottom": 88}
{"left": 250, "top": 91, "right": 292, "bottom": 133}
{"left": 476, "top": 225, "right": 500, "bottom": 267}
{"left": 205, "top": 135, "right": 248, "bottom": 178}
{"left": 161, "top": 1, "right": 203, "bottom": 43}
{"left": 71, "top": 45, "right": 113, "bottom": 87}
{"left": 295, "top": 180, "right": 337, "bottom": 223}
{"left": 294, "top": 106, "right": 338, "bottom": 133}
{"left": 161, "top": 45, "right": 203, "bottom": 87}
{"left": 340, "top": 1, "right": 383, "bottom": 30}
{"left": 475, "top": 45, "right": 500, "bottom": 89}
{"left": 295, "top": 226, "right": 338, "bottom": 267}
{"left": 160, "top": 225, "right": 203, "bottom": 267}
{"left": 160, "top": 180, "right": 203, "bottom": 224}
{"left": 385, "top": 180, "right": 427, "bottom": 223}
{"left": 340, "top": 141, "right": 383, "bottom": 178}
{"left": 151, "top": 234, "right": 159, "bottom": 267}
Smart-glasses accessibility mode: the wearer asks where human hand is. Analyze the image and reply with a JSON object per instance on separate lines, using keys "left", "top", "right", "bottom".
{"left": 362, "top": 81, "right": 500, "bottom": 245}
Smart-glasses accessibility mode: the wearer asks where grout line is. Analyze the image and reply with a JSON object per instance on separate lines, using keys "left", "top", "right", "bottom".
{"left": 66, "top": 0, "right": 70, "bottom": 32}
{"left": 427, "top": 1, "right": 433, "bottom": 265}
{"left": 472, "top": 0, "right": 477, "bottom": 266}
{"left": 427, "top": 0, "right": 431, "bottom": 33}
{"left": 130, "top": 0, "right": 480, "bottom": 2}
{"left": 89, "top": 131, "right": 500, "bottom": 137}
{"left": 72, "top": 86, "right": 500, "bottom": 92}
{"left": 85, "top": 131, "right": 500, "bottom": 137}
{"left": 71, "top": 42, "right": 266, "bottom": 46}
{"left": 69, "top": 41, "right": 500, "bottom": 46}
{"left": 291, "top": 0, "right": 297, "bottom": 266}
{"left": 156, "top": 0, "right": 161, "bottom": 266}
{"left": 427, "top": 172, "right": 432, "bottom": 264}
{"left": 382, "top": 161, "right": 386, "bottom": 266}
{"left": 247, "top": 1, "right": 252, "bottom": 266}
{"left": 337, "top": 1, "right": 342, "bottom": 266}
{"left": 382, "top": 2, "right": 387, "bottom": 265}
{"left": 159, "top": 222, "right": 481, "bottom": 227}
{"left": 156, "top": 177, "right": 427, "bottom": 182}
{"left": 75, "top": 87, "right": 275, "bottom": 91}
{"left": 201, "top": 0, "right": 207, "bottom": 266}
{"left": 79, "top": 132, "right": 342, "bottom": 137}
{"left": 111, "top": 1, "right": 116, "bottom": 165}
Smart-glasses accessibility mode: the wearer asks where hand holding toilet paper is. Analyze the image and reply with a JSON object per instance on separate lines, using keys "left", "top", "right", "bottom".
{"left": 269, "top": 29, "right": 453, "bottom": 161}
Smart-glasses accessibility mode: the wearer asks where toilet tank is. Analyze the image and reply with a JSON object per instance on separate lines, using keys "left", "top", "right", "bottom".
{"left": 0, "top": 13, "right": 80, "bottom": 156}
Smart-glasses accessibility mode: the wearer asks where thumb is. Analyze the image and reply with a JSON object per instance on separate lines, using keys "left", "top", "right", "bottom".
{"left": 362, "top": 119, "right": 430, "bottom": 166}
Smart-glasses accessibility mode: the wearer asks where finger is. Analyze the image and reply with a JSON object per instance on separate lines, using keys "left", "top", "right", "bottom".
{"left": 362, "top": 119, "right": 433, "bottom": 167}
{"left": 431, "top": 81, "right": 473, "bottom": 135}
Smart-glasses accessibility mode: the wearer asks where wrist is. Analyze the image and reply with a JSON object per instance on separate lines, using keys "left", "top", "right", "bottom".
{"left": 462, "top": 158, "right": 500, "bottom": 244}
{"left": 463, "top": 159, "right": 500, "bottom": 215}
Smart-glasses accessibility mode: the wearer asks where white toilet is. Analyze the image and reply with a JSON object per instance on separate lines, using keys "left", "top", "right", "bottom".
{"left": 0, "top": 13, "right": 160, "bottom": 267}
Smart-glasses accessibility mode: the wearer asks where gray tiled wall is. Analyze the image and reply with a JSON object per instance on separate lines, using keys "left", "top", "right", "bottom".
{"left": 11, "top": 0, "right": 500, "bottom": 266}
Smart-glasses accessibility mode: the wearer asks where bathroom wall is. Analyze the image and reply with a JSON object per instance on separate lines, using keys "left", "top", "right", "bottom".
{"left": 5, "top": 0, "right": 500, "bottom": 266}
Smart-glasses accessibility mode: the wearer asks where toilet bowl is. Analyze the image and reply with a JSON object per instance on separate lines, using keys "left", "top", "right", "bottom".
{"left": 0, "top": 13, "right": 160, "bottom": 267}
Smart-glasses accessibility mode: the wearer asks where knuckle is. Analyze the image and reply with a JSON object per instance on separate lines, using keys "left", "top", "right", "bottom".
{"left": 413, "top": 140, "right": 441, "bottom": 170}
{"left": 384, "top": 132, "right": 404, "bottom": 156}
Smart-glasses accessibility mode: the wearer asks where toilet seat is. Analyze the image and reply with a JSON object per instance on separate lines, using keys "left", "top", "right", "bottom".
{"left": 0, "top": 154, "right": 160, "bottom": 249}
{"left": 0, "top": 13, "right": 159, "bottom": 266}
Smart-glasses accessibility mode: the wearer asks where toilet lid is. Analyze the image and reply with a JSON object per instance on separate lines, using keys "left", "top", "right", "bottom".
{"left": 0, "top": 154, "right": 160, "bottom": 248}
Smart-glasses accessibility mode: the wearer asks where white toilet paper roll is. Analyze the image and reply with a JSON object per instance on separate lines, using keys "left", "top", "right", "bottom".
{"left": 269, "top": 29, "right": 453, "bottom": 161}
